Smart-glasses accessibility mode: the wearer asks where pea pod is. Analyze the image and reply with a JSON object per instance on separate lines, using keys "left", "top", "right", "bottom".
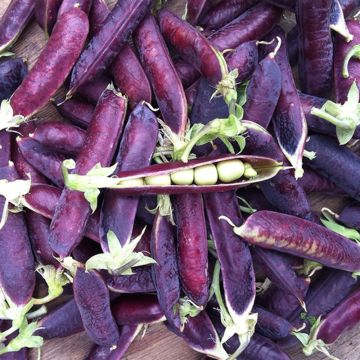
{"left": 34, "top": 0, "right": 63, "bottom": 36}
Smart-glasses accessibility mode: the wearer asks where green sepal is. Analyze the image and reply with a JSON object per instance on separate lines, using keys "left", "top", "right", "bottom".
{"left": 0, "top": 100, "right": 26, "bottom": 131}
{"left": 343, "top": 44, "right": 360, "bottom": 78}
{"left": 178, "top": 297, "right": 202, "bottom": 327}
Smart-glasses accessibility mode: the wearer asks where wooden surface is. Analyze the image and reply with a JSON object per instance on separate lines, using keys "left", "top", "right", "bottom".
{"left": 1, "top": 1, "right": 360, "bottom": 359}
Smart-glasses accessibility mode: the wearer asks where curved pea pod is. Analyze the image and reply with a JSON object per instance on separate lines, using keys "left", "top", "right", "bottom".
{"left": 50, "top": 88, "right": 127, "bottom": 258}
{"left": 316, "top": 286, "right": 360, "bottom": 344}
{"left": 224, "top": 210, "right": 360, "bottom": 272}
{"left": 200, "top": 0, "right": 259, "bottom": 30}
{"left": 252, "top": 247, "right": 309, "bottom": 305}
{"left": 104, "top": 266, "right": 155, "bottom": 294}
{"left": 305, "top": 134, "right": 360, "bottom": 201}
{"left": 243, "top": 121, "right": 313, "bottom": 220}
{"left": 174, "top": 194, "right": 208, "bottom": 307}
{"left": 134, "top": 15, "right": 187, "bottom": 137}
{"left": 31, "top": 121, "right": 86, "bottom": 155}
{"left": 56, "top": 97, "right": 94, "bottom": 128}
{"left": 9, "top": 8, "right": 89, "bottom": 119}
{"left": 151, "top": 213, "right": 181, "bottom": 329}
{"left": 334, "top": 19, "right": 360, "bottom": 104}
{"left": 76, "top": 73, "right": 110, "bottom": 105}
{"left": 243, "top": 51, "right": 281, "bottom": 129}
{"left": 24, "top": 184, "right": 101, "bottom": 242}
{"left": 174, "top": 59, "right": 200, "bottom": 88}
{"left": 298, "top": 168, "right": 341, "bottom": 194}
{"left": 111, "top": 46, "right": 152, "bottom": 108}
{"left": 159, "top": 9, "right": 223, "bottom": 85}
{"left": 339, "top": 203, "right": 360, "bottom": 230}
{"left": 89, "top": 0, "right": 109, "bottom": 36}
{"left": 73, "top": 267, "right": 119, "bottom": 346}
{"left": 86, "top": 324, "right": 142, "bottom": 360}
{"left": 58, "top": 0, "right": 93, "bottom": 17}
{"left": 34, "top": 0, "right": 63, "bottom": 36}
{"left": 100, "top": 103, "right": 158, "bottom": 250}
{"left": 204, "top": 191, "right": 256, "bottom": 340}
{"left": 253, "top": 305, "right": 295, "bottom": 340}
{"left": 0, "top": 58, "right": 28, "bottom": 102}
{"left": 265, "top": 0, "right": 295, "bottom": 9}
{"left": 36, "top": 298, "right": 84, "bottom": 339}
{"left": 208, "top": 3, "right": 282, "bottom": 52}
{"left": 296, "top": 0, "right": 333, "bottom": 97}
{"left": 68, "top": 0, "right": 151, "bottom": 97}
{"left": 168, "top": 311, "right": 228, "bottom": 359}
{"left": 0, "top": 163, "right": 35, "bottom": 306}
{"left": 17, "top": 137, "right": 65, "bottom": 187}
{"left": 0, "top": 0, "right": 34, "bottom": 53}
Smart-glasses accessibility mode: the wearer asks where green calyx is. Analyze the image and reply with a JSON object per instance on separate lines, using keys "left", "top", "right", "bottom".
{"left": 0, "top": 100, "right": 26, "bottom": 131}
{"left": 85, "top": 229, "right": 156, "bottom": 275}
{"left": 178, "top": 298, "right": 202, "bottom": 328}
{"left": 311, "top": 81, "right": 360, "bottom": 145}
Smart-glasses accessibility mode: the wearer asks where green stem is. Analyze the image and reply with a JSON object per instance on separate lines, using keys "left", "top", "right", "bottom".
{"left": 310, "top": 107, "right": 354, "bottom": 129}
{"left": 343, "top": 44, "right": 360, "bottom": 78}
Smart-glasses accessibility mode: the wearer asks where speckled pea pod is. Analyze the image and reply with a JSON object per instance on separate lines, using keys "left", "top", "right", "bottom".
{"left": 10, "top": 8, "right": 89, "bottom": 118}
{"left": 34, "top": 0, "right": 63, "bottom": 36}
{"left": 73, "top": 267, "right": 119, "bottom": 346}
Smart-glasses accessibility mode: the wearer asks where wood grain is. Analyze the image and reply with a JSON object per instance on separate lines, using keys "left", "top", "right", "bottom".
{"left": 0, "top": 1, "right": 359, "bottom": 359}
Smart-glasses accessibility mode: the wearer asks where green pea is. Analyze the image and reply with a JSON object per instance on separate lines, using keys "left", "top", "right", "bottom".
{"left": 170, "top": 169, "right": 194, "bottom": 185}
{"left": 216, "top": 160, "right": 245, "bottom": 183}
{"left": 119, "top": 178, "right": 144, "bottom": 186}
{"left": 145, "top": 174, "right": 172, "bottom": 186}
{"left": 244, "top": 163, "right": 258, "bottom": 178}
{"left": 194, "top": 164, "right": 218, "bottom": 185}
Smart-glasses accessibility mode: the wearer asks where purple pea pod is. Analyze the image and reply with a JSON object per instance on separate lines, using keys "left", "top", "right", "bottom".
{"left": 31, "top": 121, "right": 86, "bottom": 155}
{"left": 174, "top": 59, "right": 200, "bottom": 88}
{"left": 58, "top": 0, "right": 93, "bottom": 17}
{"left": 73, "top": 267, "right": 119, "bottom": 346}
{"left": 104, "top": 266, "right": 155, "bottom": 294}
{"left": 89, "top": 0, "right": 109, "bottom": 36}
{"left": 296, "top": 0, "right": 333, "bottom": 97}
{"left": 186, "top": 0, "right": 208, "bottom": 24}
{"left": 55, "top": 97, "right": 94, "bottom": 128}
{"left": 0, "top": 163, "right": 35, "bottom": 306}
{"left": 76, "top": 73, "right": 110, "bottom": 105}
{"left": 265, "top": 0, "right": 295, "bottom": 9}
{"left": 174, "top": 193, "right": 209, "bottom": 307}
{"left": 17, "top": 137, "right": 65, "bottom": 187}
{"left": 34, "top": 0, "right": 63, "bottom": 36}
{"left": 0, "top": 131, "right": 11, "bottom": 168}
{"left": 185, "top": 80, "right": 199, "bottom": 109}
{"left": 204, "top": 191, "right": 256, "bottom": 344}
{"left": 200, "top": 0, "right": 260, "bottom": 30}
{"left": 86, "top": 324, "right": 142, "bottom": 360}
{"left": 100, "top": 103, "right": 158, "bottom": 250}
{"left": 305, "top": 134, "right": 360, "bottom": 201}
{"left": 298, "top": 168, "right": 341, "bottom": 194}
{"left": 208, "top": 3, "right": 282, "bottom": 52}
{"left": 339, "top": 202, "right": 360, "bottom": 230}
{"left": 339, "top": 0, "right": 360, "bottom": 16}
{"left": 243, "top": 45, "right": 281, "bottom": 129}
{"left": 223, "top": 210, "right": 360, "bottom": 272}
{"left": 151, "top": 213, "right": 181, "bottom": 329}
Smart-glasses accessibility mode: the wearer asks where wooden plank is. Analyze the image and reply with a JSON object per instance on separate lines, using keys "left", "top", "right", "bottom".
{"left": 0, "top": 1, "right": 359, "bottom": 359}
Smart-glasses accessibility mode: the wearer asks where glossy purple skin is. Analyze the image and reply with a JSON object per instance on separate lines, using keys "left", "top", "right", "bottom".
{"left": 104, "top": 266, "right": 155, "bottom": 294}
{"left": 0, "top": 0, "right": 34, "bottom": 52}
{"left": 0, "top": 131, "right": 11, "bottom": 167}
{"left": 151, "top": 213, "right": 181, "bottom": 329}
{"left": 298, "top": 168, "right": 340, "bottom": 194}
{"left": 174, "top": 59, "right": 200, "bottom": 88}
{"left": 11, "top": 8, "right": 89, "bottom": 118}
{"left": 100, "top": 103, "right": 158, "bottom": 250}
{"left": 58, "top": 0, "right": 93, "bottom": 17}
{"left": 205, "top": 191, "right": 255, "bottom": 323}
{"left": 334, "top": 20, "right": 360, "bottom": 103}
{"left": 253, "top": 305, "right": 294, "bottom": 340}
{"left": 174, "top": 194, "right": 209, "bottom": 307}
{"left": 208, "top": 3, "right": 282, "bottom": 52}
{"left": 49, "top": 90, "right": 127, "bottom": 258}
{"left": 252, "top": 247, "right": 309, "bottom": 302}
{"left": 17, "top": 137, "right": 65, "bottom": 187}
{"left": 0, "top": 58, "right": 28, "bottom": 101}
{"left": 24, "top": 184, "right": 101, "bottom": 242}
{"left": 76, "top": 73, "right": 110, "bottom": 105}
{"left": 86, "top": 324, "right": 139, "bottom": 360}
{"left": 111, "top": 45, "right": 152, "bottom": 108}
{"left": 339, "top": 203, "right": 360, "bottom": 230}
{"left": 34, "top": 0, "right": 63, "bottom": 36}
{"left": 134, "top": 15, "right": 187, "bottom": 137}
{"left": 68, "top": 0, "right": 151, "bottom": 97}
{"left": 238, "top": 210, "right": 360, "bottom": 272}
{"left": 159, "top": 9, "right": 222, "bottom": 85}
{"left": 89, "top": 0, "right": 109, "bottom": 36}
{"left": 297, "top": 0, "right": 333, "bottom": 97}
{"left": 0, "top": 165, "right": 35, "bottom": 306}
{"left": 243, "top": 55, "right": 281, "bottom": 129}
{"left": 317, "top": 286, "right": 360, "bottom": 344}
{"left": 200, "top": 0, "right": 259, "bottom": 30}
{"left": 305, "top": 135, "right": 360, "bottom": 201}
{"left": 37, "top": 298, "right": 84, "bottom": 339}
{"left": 32, "top": 121, "right": 86, "bottom": 155}
{"left": 56, "top": 97, "right": 94, "bottom": 128}
{"left": 74, "top": 268, "right": 119, "bottom": 346}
